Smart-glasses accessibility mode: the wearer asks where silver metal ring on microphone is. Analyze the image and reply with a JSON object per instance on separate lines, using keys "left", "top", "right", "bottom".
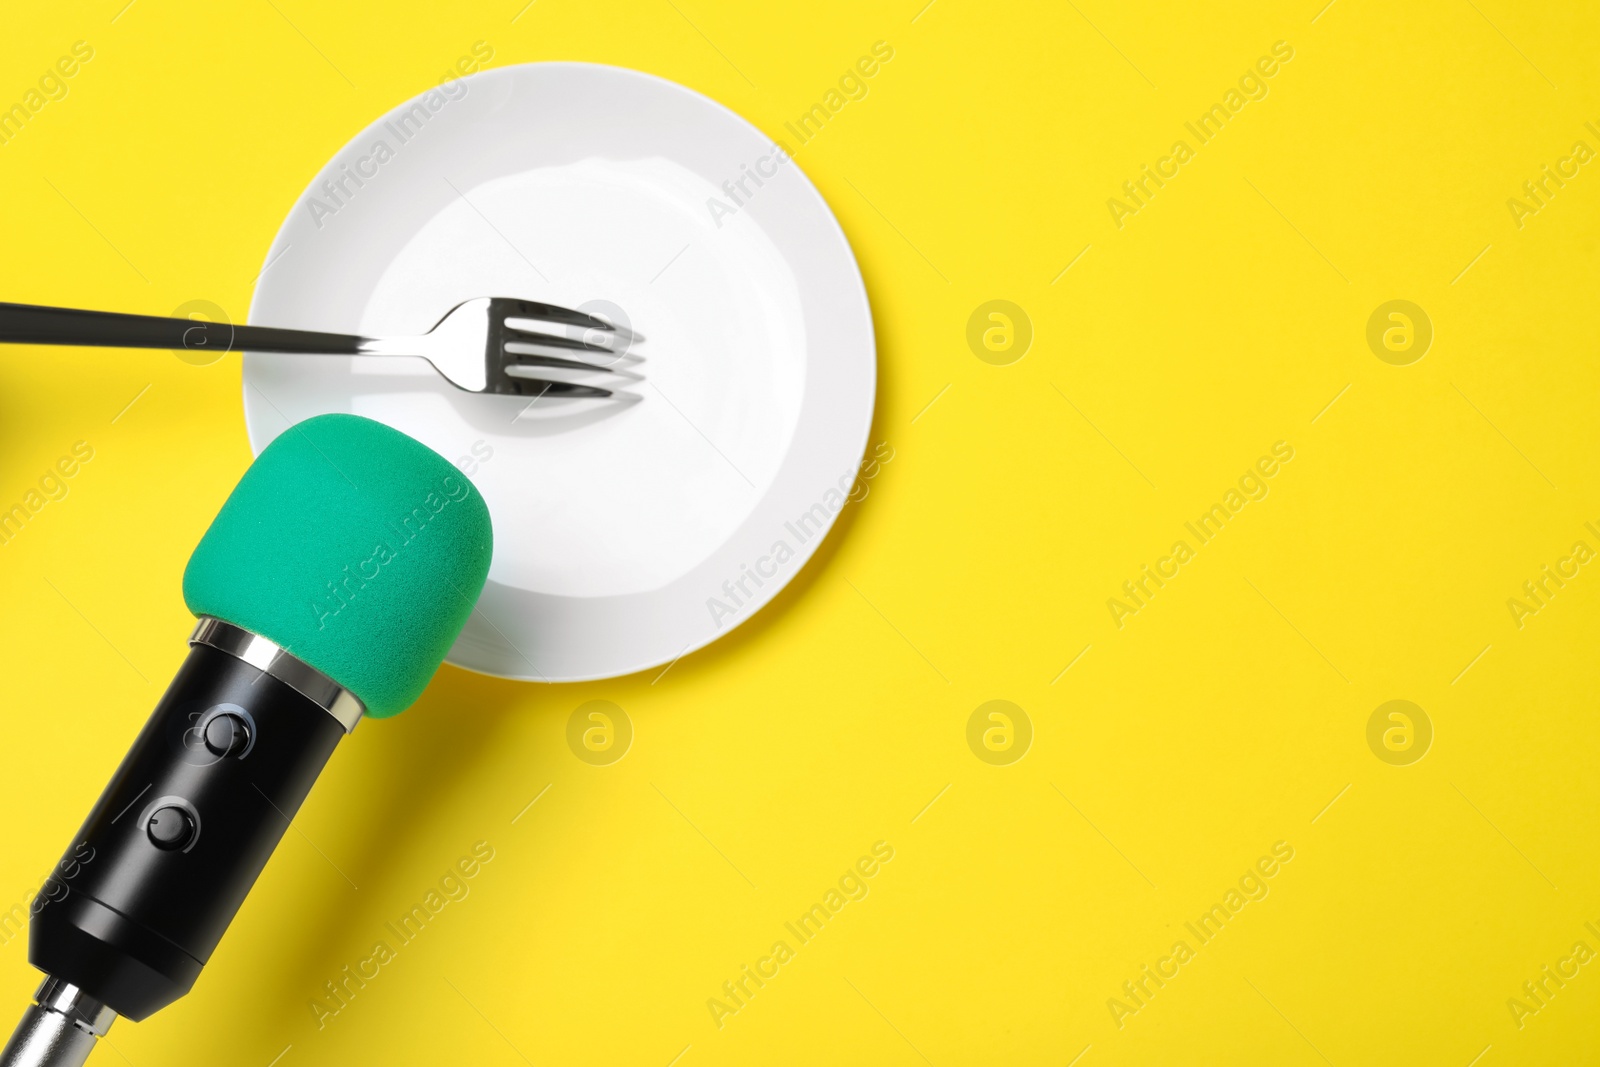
{"left": 188, "top": 617, "right": 363, "bottom": 733}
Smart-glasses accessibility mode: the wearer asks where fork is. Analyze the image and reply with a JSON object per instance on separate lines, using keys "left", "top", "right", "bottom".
{"left": 0, "top": 297, "right": 641, "bottom": 399}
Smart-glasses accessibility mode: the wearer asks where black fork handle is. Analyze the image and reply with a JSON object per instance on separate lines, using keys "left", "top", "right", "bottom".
{"left": 0, "top": 302, "right": 366, "bottom": 355}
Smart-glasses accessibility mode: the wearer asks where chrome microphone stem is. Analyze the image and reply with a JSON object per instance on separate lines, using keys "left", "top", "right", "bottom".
{"left": 0, "top": 979, "right": 115, "bottom": 1067}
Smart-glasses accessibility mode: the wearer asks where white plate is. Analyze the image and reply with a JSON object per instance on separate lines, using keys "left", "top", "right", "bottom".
{"left": 245, "top": 62, "right": 876, "bottom": 682}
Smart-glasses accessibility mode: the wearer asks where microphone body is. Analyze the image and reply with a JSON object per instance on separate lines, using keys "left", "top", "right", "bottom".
{"left": 0, "top": 413, "right": 495, "bottom": 1067}
{"left": 30, "top": 620, "right": 356, "bottom": 1022}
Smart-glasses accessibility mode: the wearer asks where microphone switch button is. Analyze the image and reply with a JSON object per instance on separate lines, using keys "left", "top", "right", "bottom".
{"left": 146, "top": 806, "right": 196, "bottom": 851}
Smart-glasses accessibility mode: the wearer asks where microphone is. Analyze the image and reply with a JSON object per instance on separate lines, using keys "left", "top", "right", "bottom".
{"left": 0, "top": 414, "right": 493, "bottom": 1067}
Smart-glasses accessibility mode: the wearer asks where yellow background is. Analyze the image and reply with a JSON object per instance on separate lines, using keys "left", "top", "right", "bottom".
{"left": 2, "top": 0, "right": 1599, "bottom": 1063}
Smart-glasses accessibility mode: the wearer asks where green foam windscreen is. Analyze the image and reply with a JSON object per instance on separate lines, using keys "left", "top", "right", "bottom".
{"left": 182, "top": 414, "right": 493, "bottom": 718}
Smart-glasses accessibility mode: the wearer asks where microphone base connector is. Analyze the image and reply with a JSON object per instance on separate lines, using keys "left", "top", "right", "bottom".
{"left": 0, "top": 977, "right": 116, "bottom": 1067}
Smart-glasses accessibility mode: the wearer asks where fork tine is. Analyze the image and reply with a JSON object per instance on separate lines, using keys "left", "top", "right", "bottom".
{"left": 499, "top": 299, "right": 645, "bottom": 342}
{"left": 503, "top": 350, "right": 618, "bottom": 374}
{"left": 500, "top": 325, "right": 620, "bottom": 355}
{"left": 502, "top": 377, "right": 616, "bottom": 399}
{"left": 505, "top": 363, "right": 642, "bottom": 383}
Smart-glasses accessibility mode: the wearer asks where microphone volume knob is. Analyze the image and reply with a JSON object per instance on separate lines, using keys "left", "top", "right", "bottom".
{"left": 146, "top": 807, "right": 196, "bottom": 851}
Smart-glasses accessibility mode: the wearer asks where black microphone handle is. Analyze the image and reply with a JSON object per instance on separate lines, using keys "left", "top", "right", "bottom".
{"left": 0, "top": 619, "right": 359, "bottom": 1066}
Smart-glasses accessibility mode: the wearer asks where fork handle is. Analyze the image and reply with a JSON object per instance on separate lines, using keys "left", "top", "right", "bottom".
{"left": 0, "top": 302, "right": 367, "bottom": 355}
